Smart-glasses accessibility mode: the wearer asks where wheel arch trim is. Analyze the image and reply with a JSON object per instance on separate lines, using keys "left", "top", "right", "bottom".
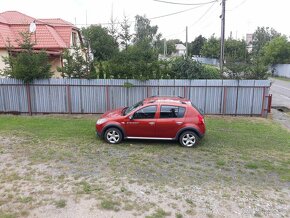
{"left": 101, "top": 124, "right": 126, "bottom": 138}
{"left": 175, "top": 127, "right": 202, "bottom": 140}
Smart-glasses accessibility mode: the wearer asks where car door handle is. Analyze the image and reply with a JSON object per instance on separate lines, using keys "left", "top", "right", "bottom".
{"left": 149, "top": 122, "right": 155, "bottom": 125}
{"left": 176, "top": 122, "right": 183, "bottom": 125}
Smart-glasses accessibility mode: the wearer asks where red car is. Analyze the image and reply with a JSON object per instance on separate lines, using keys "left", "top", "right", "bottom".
{"left": 96, "top": 96, "right": 205, "bottom": 147}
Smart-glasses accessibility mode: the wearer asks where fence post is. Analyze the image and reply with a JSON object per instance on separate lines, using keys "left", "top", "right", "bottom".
{"left": 261, "top": 87, "right": 266, "bottom": 117}
{"left": 183, "top": 86, "right": 186, "bottom": 98}
{"left": 222, "top": 86, "right": 227, "bottom": 115}
{"left": 235, "top": 81, "right": 240, "bottom": 116}
{"left": 267, "top": 94, "right": 272, "bottom": 113}
{"left": 26, "top": 84, "right": 32, "bottom": 116}
{"left": 106, "top": 85, "right": 110, "bottom": 110}
{"left": 66, "top": 84, "right": 72, "bottom": 114}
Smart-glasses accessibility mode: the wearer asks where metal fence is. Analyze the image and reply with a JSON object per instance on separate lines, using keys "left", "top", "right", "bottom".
{"left": 272, "top": 64, "right": 290, "bottom": 78}
{"left": 0, "top": 79, "right": 271, "bottom": 116}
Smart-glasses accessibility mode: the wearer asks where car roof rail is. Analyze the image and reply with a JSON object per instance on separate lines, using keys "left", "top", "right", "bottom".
{"left": 149, "top": 95, "right": 184, "bottom": 98}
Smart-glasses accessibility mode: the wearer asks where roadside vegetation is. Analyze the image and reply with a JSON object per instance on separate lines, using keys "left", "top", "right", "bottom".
{"left": 3, "top": 14, "right": 290, "bottom": 82}
{"left": 0, "top": 115, "right": 289, "bottom": 217}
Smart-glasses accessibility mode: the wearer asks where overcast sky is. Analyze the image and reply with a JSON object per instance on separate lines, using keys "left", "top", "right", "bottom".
{"left": 2, "top": 0, "right": 289, "bottom": 42}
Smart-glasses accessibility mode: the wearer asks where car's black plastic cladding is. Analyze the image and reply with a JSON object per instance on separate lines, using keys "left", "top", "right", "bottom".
{"left": 101, "top": 124, "right": 126, "bottom": 139}
{"left": 175, "top": 127, "right": 203, "bottom": 141}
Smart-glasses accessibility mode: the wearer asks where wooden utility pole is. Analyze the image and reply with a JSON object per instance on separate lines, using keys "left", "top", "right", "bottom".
{"left": 220, "top": 0, "right": 226, "bottom": 74}
{"left": 186, "top": 26, "right": 188, "bottom": 58}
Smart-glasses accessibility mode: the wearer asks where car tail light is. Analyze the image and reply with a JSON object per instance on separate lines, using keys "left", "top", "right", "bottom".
{"left": 198, "top": 114, "right": 205, "bottom": 124}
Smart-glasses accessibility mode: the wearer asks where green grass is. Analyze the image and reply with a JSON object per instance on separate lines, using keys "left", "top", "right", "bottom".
{"left": 146, "top": 208, "right": 171, "bottom": 218}
{"left": 54, "top": 199, "right": 66, "bottom": 208}
{"left": 0, "top": 115, "right": 95, "bottom": 143}
{"left": 0, "top": 115, "right": 289, "bottom": 185}
{"left": 100, "top": 199, "right": 120, "bottom": 211}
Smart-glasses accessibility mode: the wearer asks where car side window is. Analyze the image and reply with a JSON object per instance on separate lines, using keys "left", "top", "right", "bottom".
{"left": 160, "top": 105, "right": 186, "bottom": 118}
{"left": 133, "top": 106, "right": 157, "bottom": 119}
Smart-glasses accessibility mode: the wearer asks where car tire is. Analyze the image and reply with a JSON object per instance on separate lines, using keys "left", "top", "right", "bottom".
{"left": 179, "top": 131, "right": 199, "bottom": 147}
{"left": 104, "top": 128, "right": 123, "bottom": 144}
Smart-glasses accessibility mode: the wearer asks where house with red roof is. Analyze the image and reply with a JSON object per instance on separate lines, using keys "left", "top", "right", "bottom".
{"left": 0, "top": 11, "right": 84, "bottom": 77}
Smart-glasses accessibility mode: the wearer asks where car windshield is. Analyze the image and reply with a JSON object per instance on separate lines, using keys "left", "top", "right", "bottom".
{"left": 123, "top": 101, "right": 143, "bottom": 115}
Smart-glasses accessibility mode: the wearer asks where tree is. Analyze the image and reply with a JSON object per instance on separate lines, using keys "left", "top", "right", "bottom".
{"left": 82, "top": 25, "right": 118, "bottom": 61}
{"left": 189, "top": 35, "right": 206, "bottom": 56}
{"left": 108, "top": 15, "right": 119, "bottom": 45}
{"left": 156, "top": 39, "right": 180, "bottom": 56}
{"left": 133, "top": 15, "right": 158, "bottom": 45}
{"left": 261, "top": 36, "right": 290, "bottom": 65}
{"left": 119, "top": 15, "right": 133, "bottom": 51}
{"left": 109, "top": 40, "right": 159, "bottom": 80}
{"left": 252, "top": 26, "right": 280, "bottom": 55}
{"left": 57, "top": 46, "right": 96, "bottom": 78}
{"left": 225, "top": 39, "right": 248, "bottom": 63}
{"left": 200, "top": 35, "right": 220, "bottom": 59}
{"left": 2, "top": 31, "right": 52, "bottom": 83}
{"left": 82, "top": 25, "right": 119, "bottom": 78}
{"left": 170, "top": 58, "right": 221, "bottom": 79}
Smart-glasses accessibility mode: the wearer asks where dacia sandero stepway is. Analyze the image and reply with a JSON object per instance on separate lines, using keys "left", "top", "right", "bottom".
{"left": 96, "top": 96, "right": 205, "bottom": 147}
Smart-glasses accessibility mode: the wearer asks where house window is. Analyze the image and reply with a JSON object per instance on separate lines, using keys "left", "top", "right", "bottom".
{"left": 72, "top": 32, "right": 77, "bottom": 47}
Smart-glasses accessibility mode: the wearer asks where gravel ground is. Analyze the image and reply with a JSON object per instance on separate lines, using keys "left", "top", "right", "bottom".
{"left": 0, "top": 134, "right": 289, "bottom": 218}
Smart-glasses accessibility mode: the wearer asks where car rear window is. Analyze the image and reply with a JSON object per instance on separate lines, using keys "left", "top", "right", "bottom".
{"left": 160, "top": 105, "right": 186, "bottom": 118}
{"left": 191, "top": 103, "right": 204, "bottom": 115}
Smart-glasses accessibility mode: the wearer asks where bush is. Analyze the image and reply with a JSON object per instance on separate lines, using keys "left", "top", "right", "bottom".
{"left": 202, "top": 65, "right": 221, "bottom": 79}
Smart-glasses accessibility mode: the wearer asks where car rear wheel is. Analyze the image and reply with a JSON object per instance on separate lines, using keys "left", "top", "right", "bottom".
{"left": 104, "top": 128, "right": 122, "bottom": 144}
{"left": 179, "top": 131, "right": 199, "bottom": 147}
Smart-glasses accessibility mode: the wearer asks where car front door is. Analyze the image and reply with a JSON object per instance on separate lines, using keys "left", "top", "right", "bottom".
{"left": 125, "top": 105, "right": 157, "bottom": 138}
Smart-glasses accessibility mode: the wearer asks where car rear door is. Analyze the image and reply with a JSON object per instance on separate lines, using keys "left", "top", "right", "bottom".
{"left": 155, "top": 105, "right": 186, "bottom": 138}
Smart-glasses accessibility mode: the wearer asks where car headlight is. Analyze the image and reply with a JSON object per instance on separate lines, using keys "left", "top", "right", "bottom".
{"left": 97, "top": 118, "right": 107, "bottom": 125}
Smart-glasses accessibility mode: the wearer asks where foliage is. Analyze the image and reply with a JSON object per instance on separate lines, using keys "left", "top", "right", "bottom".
{"left": 252, "top": 26, "right": 280, "bottom": 55}
{"left": 200, "top": 35, "right": 220, "bottom": 59}
{"left": 202, "top": 65, "right": 221, "bottom": 79}
{"left": 225, "top": 39, "right": 248, "bottom": 62}
{"left": 1, "top": 31, "right": 52, "bottom": 83}
{"left": 157, "top": 39, "right": 180, "bottom": 56}
{"left": 57, "top": 46, "right": 96, "bottom": 79}
{"left": 108, "top": 15, "right": 119, "bottom": 44}
{"left": 133, "top": 15, "right": 158, "bottom": 45}
{"left": 82, "top": 25, "right": 118, "bottom": 61}
{"left": 225, "top": 58, "right": 268, "bottom": 80}
{"left": 109, "top": 41, "right": 161, "bottom": 80}
{"left": 189, "top": 35, "right": 206, "bottom": 56}
{"left": 261, "top": 36, "right": 290, "bottom": 65}
{"left": 246, "top": 58, "right": 269, "bottom": 79}
{"left": 170, "top": 57, "right": 221, "bottom": 79}
{"left": 224, "top": 62, "right": 250, "bottom": 79}
{"left": 119, "top": 15, "right": 133, "bottom": 51}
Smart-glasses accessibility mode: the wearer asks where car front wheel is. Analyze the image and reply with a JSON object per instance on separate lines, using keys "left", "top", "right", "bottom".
{"left": 179, "top": 131, "right": 199, "bottom": 147}
{"left": 104, "top": 128, "right": 122, "bottom": 144}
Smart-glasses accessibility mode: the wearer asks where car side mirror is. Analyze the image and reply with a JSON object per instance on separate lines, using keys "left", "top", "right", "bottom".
{"left": 129, "top": 115, "right": 133, "bottom": 120}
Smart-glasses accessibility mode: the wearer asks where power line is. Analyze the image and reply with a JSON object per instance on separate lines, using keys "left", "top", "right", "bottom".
{"left": 153, "top": 0, "right": 218, "bottom": 6}
{"left": 188, "top": 1, "right": 217, "bottom": 27}
{"left": 150, "top": 4, "right": 205, "bottom": 19}
{"left": 227, "top": 0, "right": 247, "bottom": 11}
{"left": 74, "top": 3, "right": 209, "bottom": 27}
{"left": 162, "top": 1, "right": 218, "bottom": 38}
